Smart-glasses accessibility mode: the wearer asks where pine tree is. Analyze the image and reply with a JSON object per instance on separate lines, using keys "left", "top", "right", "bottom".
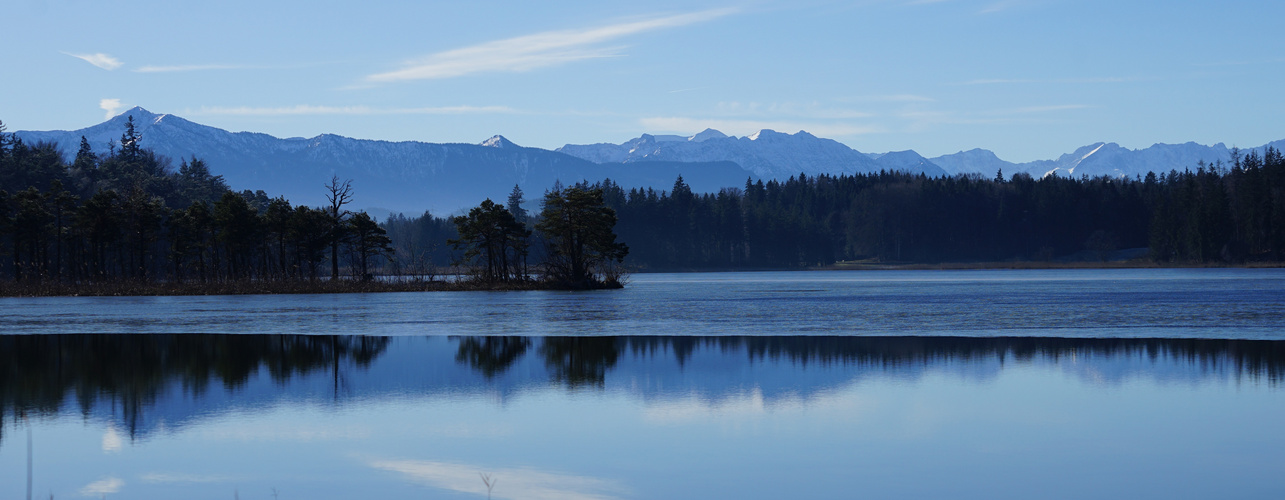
{"left": 347, "top": 212, "right": 394, "bottom": 280}
{"left": 535, "top": 186, "right": 628, "bottom": 287}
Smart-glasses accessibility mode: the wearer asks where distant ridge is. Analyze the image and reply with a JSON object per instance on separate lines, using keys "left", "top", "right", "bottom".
{"left": 14, "top": 108, "right": 747, "bottom": 213}
{"left": 14, "top": 107, "right": 1283, "bottom": 213}
{"left": 557, "top": 129, "right": 948, "bottom": 178}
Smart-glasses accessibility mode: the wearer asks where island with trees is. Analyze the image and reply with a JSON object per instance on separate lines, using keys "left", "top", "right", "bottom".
{"left": 0, "top": 118, "right": 628, "bottom": 295}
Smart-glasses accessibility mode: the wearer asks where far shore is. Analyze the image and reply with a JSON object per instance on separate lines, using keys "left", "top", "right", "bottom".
{"left": 808, "top": 259, "right": 1285, "bottom": 271}
{"left": 624, "top": 260, "right": 1285, "bottom": 273}
{"left": 4, "top": 261, "right": 1283, "bottom": 297}
{"left": 0, "top": 278, "right": 620, "bottom": 298}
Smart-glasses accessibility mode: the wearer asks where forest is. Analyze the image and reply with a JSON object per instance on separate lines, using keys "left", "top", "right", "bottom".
{"left": 2, "top": 116, "right": 1283, "bottom": 294}
{"left": 0, "top": 117, "right": 627, "bottom": 291}
{"left": 392, "top": 148, "right": 1285, "bottom": 269}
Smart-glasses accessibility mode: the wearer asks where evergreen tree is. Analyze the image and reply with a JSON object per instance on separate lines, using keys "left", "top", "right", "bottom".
{"left": 507, "top": 184, "right": 528, "bottom": 226}
{"left": 450, "top": 199, "right": 529, "bottom": 283}
{"left": 535, "top": 185, "right": 628, "bottom": 287}
{"left": 347, "top": 211, "right": 394, "bottom": 280}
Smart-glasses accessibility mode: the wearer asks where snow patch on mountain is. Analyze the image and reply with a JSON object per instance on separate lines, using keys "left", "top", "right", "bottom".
{"left": 481, "top": 135, "right": 517, "bottom": 148}
{"left": 558, "top": 128, "right": 946, "bottom": 178}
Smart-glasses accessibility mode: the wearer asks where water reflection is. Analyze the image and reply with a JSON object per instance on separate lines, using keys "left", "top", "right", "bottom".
{"left": 2, "top": 334, "right": 1283, "bottom": 446}
{"left": 0, "top": 335, "right": 389, "bottom": 443}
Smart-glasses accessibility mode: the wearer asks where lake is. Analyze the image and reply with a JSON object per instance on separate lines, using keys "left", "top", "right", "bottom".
{"left": 1, "top": 269, "right": 1284, "bottom": 499}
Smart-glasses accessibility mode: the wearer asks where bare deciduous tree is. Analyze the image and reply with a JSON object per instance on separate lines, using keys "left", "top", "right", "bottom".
{"left": 324, "top": 176, "right": 354, "bottom": 279}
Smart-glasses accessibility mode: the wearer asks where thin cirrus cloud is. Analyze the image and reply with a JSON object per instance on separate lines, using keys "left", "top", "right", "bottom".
{"left": 141, "top": 473, "right": 234, "bottom": 484}
{"left": 998, "top": 104, "right": 1090, "bottom": 114}
{"left": 370, "top": 459, "right": 628, "bottom": 500}
{"left": 188, "top": 105, "right": 518, "bottom": 116}
{"left": 953, "top": 76, "right": 1137, "bottom": 85}
{"left": 364, "top": 8, "right": 737, "bottom": 83}
{"left": 640, "top": 117, "right": 884, "bottom": 138}
{"left": 79, "top": 477, "right": 124, "bottom": 496}
{"left": 64, "top": 52, "right": 123, "bottom": 70}
{"left": 134, "top": 64, "right": 252, "bottom": 73}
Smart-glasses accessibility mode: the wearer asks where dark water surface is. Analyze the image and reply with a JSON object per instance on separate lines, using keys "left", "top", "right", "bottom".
{"left": 1, "top": 269, "right": 1283, "bottom": 337}
{"left": 2, "top": 269, "right": 1284, "bottom": 499}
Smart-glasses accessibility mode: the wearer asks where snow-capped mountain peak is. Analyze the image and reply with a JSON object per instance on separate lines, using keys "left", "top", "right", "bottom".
{"left": 481, "top": 135, "right": 517, "bottom": 148}
{"left": 558, "top": 128, "right": 945, "bottom": 178}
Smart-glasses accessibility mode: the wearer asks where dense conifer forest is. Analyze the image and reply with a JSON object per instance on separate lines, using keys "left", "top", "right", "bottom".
{"left": 393, "top": 149, "right": 1285, "bottom": 270}
{"left": 1, "top": 116, "right": 1283, "bottom": 294}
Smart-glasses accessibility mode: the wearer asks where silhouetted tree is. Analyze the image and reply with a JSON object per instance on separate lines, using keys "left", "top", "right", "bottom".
{"left": 536, "top": 185, "right": 628, "bottom": 287}
{"left": 450, "top": 199, "right": 529, "bottom": 282}
{"left": 347, "top": 211, "right": 394, "bottom": 280}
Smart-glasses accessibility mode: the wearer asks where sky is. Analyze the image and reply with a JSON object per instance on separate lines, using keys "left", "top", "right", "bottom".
{"left": 2, "top": 0, "right": 1282, "bottom": 162}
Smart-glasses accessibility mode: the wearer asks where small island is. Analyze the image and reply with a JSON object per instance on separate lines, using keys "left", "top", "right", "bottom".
{"left": 0, "top": 118, "right": 628, "bottom": 296}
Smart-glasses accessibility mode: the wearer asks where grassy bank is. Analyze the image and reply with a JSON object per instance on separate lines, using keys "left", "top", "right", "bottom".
{"left": 0, "top": 278, "right": 622, "bottom": 298}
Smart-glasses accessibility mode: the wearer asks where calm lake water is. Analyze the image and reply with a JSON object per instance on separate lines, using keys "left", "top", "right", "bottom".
{"left": 1, "top": 268, "right": 1284, "bottom": 337}
{"left": 2, "top": 269, "right": 1284, "bottom": 499}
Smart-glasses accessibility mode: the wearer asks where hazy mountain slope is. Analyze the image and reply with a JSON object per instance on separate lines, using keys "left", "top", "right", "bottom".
{"left": 15, "top": 108, "right": 746, "bottom": 214}
{"left": 931, "top": 141, "right": 1272, "bottom": 179}
{"left": 15, "top": 108, "right": 1281, "bottom": 213}
{"left": 559, "top": 129, "right": 949, "bottom": 178}
{"left": 930, "top": 149, "right": 1016, "bottom": 177}
{"left": 873, "top": 150, "right": 945, "bottom": 176}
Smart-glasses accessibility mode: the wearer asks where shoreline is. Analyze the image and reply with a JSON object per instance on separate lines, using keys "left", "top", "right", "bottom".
{"left": 627, "top": 260, "right": 1285, "bottom": 273}
{"left": 4, "top": 262, "right": 1283, "bottom": 297}
{"left": 0, "top": 278, "right": 621, "bottom": 298}
{"left": 808, "top": 260, "right": 1285, "bottom": 271}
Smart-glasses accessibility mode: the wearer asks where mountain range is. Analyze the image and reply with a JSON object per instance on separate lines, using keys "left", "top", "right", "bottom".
{"left": 14, "top": 107, "right": 1282, "bottom": 215}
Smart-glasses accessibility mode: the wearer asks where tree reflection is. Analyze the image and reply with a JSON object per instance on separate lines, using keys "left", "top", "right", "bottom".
{"left": 453, "top": 336, "right": 531, "bottom": 379}
{"left": 0, "top": 334, "right": 389, "bottom": 443}
{"left": 539, "top": 337, "right": 622, "bottom": 387}
{"left": 4, "top": 334, "right": 1284, "bottom": 446}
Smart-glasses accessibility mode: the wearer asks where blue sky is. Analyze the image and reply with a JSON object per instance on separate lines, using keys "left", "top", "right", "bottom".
{"left": 3, "top": 0, "right": 1282, "bottom": 162}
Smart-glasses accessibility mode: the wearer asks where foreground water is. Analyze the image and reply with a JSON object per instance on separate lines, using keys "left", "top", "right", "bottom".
{"left": 2, "top": 269, "right": 1284, "bottom": 499}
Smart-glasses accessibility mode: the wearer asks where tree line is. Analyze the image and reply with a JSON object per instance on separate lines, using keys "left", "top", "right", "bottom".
{"left": 606, "top": 149, "right": 1284, "bottom": 267}
{"left": 0, "top": 117, "right": 629, "bottom": 289}
{"left": 4, "top": 114, "right": 1282, "bottom": 285}
{"left": 389, "top": 147, "right": 1283, "bottom": 269}
{"left": 0, "top": 117, "right": 394, "bottom": 285}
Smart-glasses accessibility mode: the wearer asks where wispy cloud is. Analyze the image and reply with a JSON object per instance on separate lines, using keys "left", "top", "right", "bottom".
{"left": 640, "top": 117, "right": 884, "bottom": 137}
{"left": 135, "top": 64, "right": 251, "bottom": 73}
{"left": 715, "top": 101, "right": 874, "bottom": 119}
{"left": 370, "top": 459, "right": 628, "bottom": 500}
{"left": 64, "top": 52, "right": 123, "bottom": 70}
{"left": 188, "top": 105, "right": 518, "bottom": 116}
{"left": 80, "top": 477, "right": 124, "bottom": 496}
{"left": 953, "top": 76, "right": 1138, "bottom": 85}
{"left": 141, "top": 473, "right": 233, "bottom": 484}
{"left": 994, "top": 104, "right": 1091, "bottom": 114}
{"left": 100, "top": 98, "right": 125, "bottom": 120}
{"left": 979, "top": 0, "right": 1031, "bottom": 13}
{"left": 364, "top": 8, "right": 737, "bottom": 83}
{"left": 842, "top": 94, "right": 936, "bottom": 103}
